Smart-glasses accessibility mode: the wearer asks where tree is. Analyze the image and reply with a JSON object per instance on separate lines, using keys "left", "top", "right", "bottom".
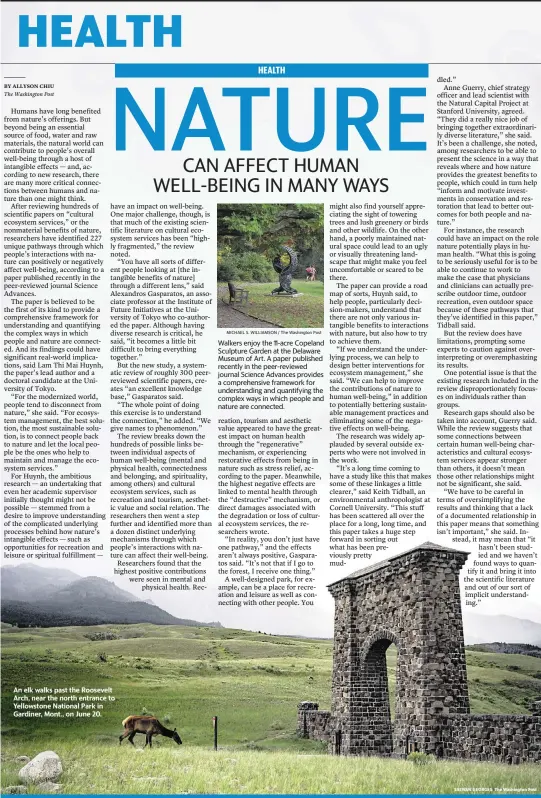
{"left": 217, "top": 203, "right": 324, "bottom": 260}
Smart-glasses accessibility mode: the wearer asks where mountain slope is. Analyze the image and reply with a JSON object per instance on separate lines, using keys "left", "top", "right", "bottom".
{"left": 1, "top": 563, "right": 78, "bottom": 601}
{"left": 463, "top": 613, "right": 541, "bottom": 646}
{"left": 467, "top": 642, "right": 541, "bottom": 658}
{"left": 0, "top": 597, "right": 214, "bottom": 628}
{"left": 1, "top": 565, "right": 221, "bottom": 628}
{"left": 50, "top": 576, "right": 138, "bottom": 604}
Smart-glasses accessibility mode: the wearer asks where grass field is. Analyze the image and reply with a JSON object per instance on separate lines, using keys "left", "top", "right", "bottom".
{"left": 2, "top": 624, "right": 540, "bottom": 794}
{"left": 3, "top": 745, "right": 540, "bottom": 795}
{"left": 217, "top": 280, "right": 324, "bottom": 328}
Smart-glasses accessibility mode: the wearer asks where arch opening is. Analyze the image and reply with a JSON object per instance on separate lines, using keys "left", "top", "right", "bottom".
{"left": 386, "top": 642, "right": 397, "bottom": 721}
{"left": 359, "top": 636, "right": 397, "bottom": 756}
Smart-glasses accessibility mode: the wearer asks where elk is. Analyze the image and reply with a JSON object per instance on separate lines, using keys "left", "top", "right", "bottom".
{"left": 119, "top": 715, "right": 182, "bottom": 748}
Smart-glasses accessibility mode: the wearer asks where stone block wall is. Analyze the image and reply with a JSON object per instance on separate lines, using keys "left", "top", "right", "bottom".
{"left": 298, "top": 705, "right": 541, "bottom": 762}
{"left": 297, "top": 702, "right": 332, "bottom": 744}
{"left": 444, "top": 713, "right": 541, "bottom": 764}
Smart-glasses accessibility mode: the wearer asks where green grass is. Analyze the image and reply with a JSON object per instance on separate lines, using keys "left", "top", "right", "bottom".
{"left": 1, "top": 625, "right": 332, "bottom": 748}
{"left": 2, "top": 745, "right": 541, "bottom": 795}
{"left": 1, "top": 625, "right": 540, "bottom": 794}
{"left": 218, "top": 280, "right": 324, "bottom": 328}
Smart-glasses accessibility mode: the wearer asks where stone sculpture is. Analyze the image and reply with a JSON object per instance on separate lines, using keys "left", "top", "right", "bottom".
{"left": 271, "top": 245, "right": 298, "bottom": 295}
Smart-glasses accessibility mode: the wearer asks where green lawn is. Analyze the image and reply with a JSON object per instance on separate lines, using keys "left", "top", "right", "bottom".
{"left": 218, "top": 280, "right": 324, "bottom": 328}
{"left": 2, "top": 624, "right": 540, "bottom": 794}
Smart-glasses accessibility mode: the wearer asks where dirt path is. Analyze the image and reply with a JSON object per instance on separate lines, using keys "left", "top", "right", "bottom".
{"left": 217, "top": 301, "right": 280, "bottom": 329}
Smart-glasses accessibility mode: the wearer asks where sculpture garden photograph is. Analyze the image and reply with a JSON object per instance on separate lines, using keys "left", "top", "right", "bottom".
{"left": 216, "top": 203, "right": 324, "bottom": 329}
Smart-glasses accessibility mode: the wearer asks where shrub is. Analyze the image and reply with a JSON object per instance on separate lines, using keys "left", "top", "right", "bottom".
{"left": 218, "top": 252, "right": 274, "bottom": 283}
{"left": 84, "top": 631, "right": 119, "bottom": 641}
{"left": 217, "top": 258, "right": 239, "bottom": 282}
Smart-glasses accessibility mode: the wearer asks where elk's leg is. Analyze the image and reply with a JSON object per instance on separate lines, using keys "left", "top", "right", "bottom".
{"left": 128, "top": 731, "right": 136, "bottom": 746}
{"left": 119, "top": 730, "right": 130, "bottom": 745}
{"left": 148, "top": 734, "right": 153, "bottom": 748}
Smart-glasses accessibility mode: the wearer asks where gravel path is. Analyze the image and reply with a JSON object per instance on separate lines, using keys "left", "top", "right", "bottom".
{"left": 217, "top": 301, "right": 280, "bottom": 328}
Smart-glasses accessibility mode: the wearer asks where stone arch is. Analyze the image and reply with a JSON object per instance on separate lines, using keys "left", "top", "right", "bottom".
{"left": 359, "top": 628, "right": 401, "bottom": 664}
{"left": 328, "top": 543, "right": 471, "bottom": 757}
{"left": 299, "top": 542, "right": 540, "bottom": 763}
{"left": 357, "top": 630, "right": 401, "bottom": 756}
